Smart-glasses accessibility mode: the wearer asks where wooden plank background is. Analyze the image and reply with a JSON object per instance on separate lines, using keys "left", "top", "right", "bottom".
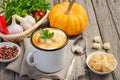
{"left": 0, "top": 0, "right": 120, "bottom": 80}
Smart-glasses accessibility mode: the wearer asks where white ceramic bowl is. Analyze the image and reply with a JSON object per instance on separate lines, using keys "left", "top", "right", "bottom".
{"left": 0, "top": 42, "right": 21, "bottom": 62}
{"left": 86, "top": 51, "right": 117, "bottom": 75}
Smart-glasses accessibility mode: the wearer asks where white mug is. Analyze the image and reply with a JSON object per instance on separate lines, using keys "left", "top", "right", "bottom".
{"left": 26, "top": 28, "right": 68, "bottom": 73}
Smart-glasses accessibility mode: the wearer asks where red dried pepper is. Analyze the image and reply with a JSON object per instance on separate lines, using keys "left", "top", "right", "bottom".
{"left": 0, "top": 16, "right": 9, "bottom": 34}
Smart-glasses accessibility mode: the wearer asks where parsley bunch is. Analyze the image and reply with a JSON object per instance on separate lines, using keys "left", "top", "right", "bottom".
{"left": 40, "top": 29, "right": 54, "bottom": 39}
{"left": 0, "top": 0, "right": 50, "bottom": 25}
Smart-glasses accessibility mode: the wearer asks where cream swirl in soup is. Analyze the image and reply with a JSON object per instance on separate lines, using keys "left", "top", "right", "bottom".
{"left": 32, "top": 28, "right": 67, "bottom": 50}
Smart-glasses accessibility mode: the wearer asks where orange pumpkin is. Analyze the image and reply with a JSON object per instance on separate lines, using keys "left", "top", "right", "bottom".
{"left": 48, "top": 1, "right": 88, "bottom": 36}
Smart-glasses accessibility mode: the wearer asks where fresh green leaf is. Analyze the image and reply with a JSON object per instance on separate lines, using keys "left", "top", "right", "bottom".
{"left": 48, "top": 32, "right": 54, "bottom": 39}
{"left": 40, "top": 29, "right": 54, "bottom": 39}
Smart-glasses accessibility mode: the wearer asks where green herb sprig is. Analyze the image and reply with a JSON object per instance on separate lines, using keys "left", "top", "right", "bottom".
{"left": 40, "top": 29, "right": 54, "bottom": 39}
{"left": 0, "top": 0, "right": 50, "bottom": 25}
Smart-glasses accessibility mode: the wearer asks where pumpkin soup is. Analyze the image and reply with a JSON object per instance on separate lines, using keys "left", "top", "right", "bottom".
{"left": 32, "top": 28, "right": 67, "bottom": 50}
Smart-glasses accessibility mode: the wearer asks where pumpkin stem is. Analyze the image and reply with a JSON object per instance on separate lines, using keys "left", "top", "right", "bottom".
{"left": 65, "top": 0, "right": 76, "bottom": 15}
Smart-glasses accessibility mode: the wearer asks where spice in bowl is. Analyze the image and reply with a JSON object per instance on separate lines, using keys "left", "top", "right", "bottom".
{"left": 0, "top": 46, "right": 18, "bottom": 60}
{"left": 0, "top": 42, "right": 21, "bottom": 62}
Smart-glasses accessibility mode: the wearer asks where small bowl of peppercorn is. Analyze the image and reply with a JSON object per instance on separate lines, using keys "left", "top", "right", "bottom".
{"left": 0, "top": 42, "right": 21, "bottom": 63}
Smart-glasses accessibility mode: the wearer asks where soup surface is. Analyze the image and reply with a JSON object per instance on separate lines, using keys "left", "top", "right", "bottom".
{"left": 32, "top": 28, "right": 67, "bottom": 50}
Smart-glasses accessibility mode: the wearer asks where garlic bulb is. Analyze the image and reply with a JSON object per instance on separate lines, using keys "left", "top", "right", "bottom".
{"left": 13, "top": 14, "right": 36, "bottom": 30}
{"left": 8, "top": 15, "right": 23, "bottom": 34}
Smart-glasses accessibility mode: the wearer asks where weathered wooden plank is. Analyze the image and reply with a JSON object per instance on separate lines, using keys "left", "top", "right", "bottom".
{"left": 79, "top": 0, "right": 108, "bottom": 80}
{"left": 104, "top": 0, "right": 120, "bottom": 80}
{"left": 49, "top": 0, "right": 54, "bottom": 7}
{"left": 14, "top": 73, "right": 20, "bottom": 80}
{"left": 1, "top": 70, "right": 15, "bottom": 80}
{"left": 79, "top": 0, "right": 117, "bottom": 80}
{"left": 92, "top": 0, "right": 120, "bottom": 80}
{"left": 77, "top": 0, "right": 101, "bottom": 49}
{"left": 72, "top": 0, "right": 107, "bottom": 80}
{"left": 106, "top": 0, "right": 120, "bottom": 37}
{"left": 53, "top": 0, "right": 59, "bottom": 5}
{"left": 0, "top": 63, "right": 7, "bottom": 80}
{"left": 20, "top": 76, "right": 31, "bottom": 80}
{"left": 59, "top": 0, "right": 66, "bottom": 3}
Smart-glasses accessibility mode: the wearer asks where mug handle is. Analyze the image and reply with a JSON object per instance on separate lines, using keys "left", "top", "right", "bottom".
{"left": 26, "top": 50, "right": 36, "bottom": 67}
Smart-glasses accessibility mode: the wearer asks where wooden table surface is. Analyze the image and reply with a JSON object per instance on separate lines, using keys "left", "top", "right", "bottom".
{"left": 0, "top": 0, "right": 120, "bottom": 80}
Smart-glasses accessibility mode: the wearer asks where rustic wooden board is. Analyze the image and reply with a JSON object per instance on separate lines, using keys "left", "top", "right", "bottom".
{"left": 0, "top": 63, "right": 7, "bottom": 80}
{"left": 103, "top": 0, "right": 120, "bottom": 80}
{"left": 0, "top": 0, "right": 120, "bottom": 80}
{"left": 80, "top": 0, "right": 109, "bottom": 80}
{"left": 106, "top": 0, "right": 120, "bottom": 37}
{"left": 92, "top": 0, "right": 120, "bottom": 80}
{"left": 2, "top": 70, "right": 16, "bottom": 80}
{"left": 74, "top": 0, "right": 101, "bottom": 80}
{"left": 71, "top": 0, "right": 113, "bottom": 80}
